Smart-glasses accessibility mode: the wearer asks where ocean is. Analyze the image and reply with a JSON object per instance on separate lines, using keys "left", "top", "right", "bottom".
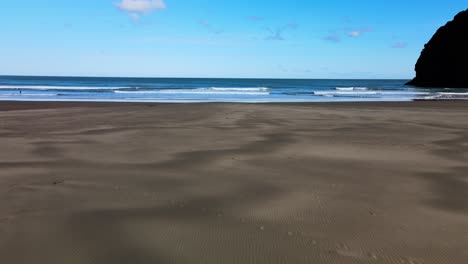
{"left": 0, "top": 76, "right": 467, "bottom": 103}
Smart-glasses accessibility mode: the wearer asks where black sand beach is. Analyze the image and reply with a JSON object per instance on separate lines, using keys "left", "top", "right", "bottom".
{"left": 0, "top": 101, "right": 467, "bottom": 264}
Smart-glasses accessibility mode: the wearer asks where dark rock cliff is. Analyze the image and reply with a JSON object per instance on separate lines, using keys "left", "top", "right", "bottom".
{"left": 407, "top": 9, "right": 468, "bottom": 88}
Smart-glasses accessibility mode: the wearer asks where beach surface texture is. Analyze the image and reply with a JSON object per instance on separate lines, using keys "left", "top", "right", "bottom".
{"left": 0, "top": 101, "right": 467, "bottom": 264}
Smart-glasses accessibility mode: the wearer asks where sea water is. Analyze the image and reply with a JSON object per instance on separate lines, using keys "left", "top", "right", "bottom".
{"left": 0, "top": 76, "right": 467, "bottom": 103}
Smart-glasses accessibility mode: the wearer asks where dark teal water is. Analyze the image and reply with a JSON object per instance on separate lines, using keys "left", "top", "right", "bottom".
{"left": 0, "top": 76, "right": 466, "bottom": 102}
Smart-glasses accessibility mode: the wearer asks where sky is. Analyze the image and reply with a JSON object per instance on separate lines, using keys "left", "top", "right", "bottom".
{"left": 0, "top": 0, "right": 467, "bottom": 79}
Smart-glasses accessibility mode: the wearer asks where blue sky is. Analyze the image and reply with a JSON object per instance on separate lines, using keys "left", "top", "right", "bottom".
{"left": 1, "top": 0, "right": 466, "bottom": 79}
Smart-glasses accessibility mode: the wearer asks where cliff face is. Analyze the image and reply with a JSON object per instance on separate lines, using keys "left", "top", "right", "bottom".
{"left": 407, "top": 9, "right": 468, "bottom": 88}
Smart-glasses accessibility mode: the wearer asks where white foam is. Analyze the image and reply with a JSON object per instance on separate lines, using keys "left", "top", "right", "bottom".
{"left": 423, "top": 92, "right": 468, "bottom": 100}
{"left": 315, "top": 91, "right": 430, "bottom": 96}
{"left": 210, "top": 87, "right": 270, "bottom": 91}
{"left": 437, "top": 92, "right": 468, "bottom": 95}
{"left": 336, "top": 87, "right": 368, "bottom": 91}
{"left": 0, "top": 85, "right": 125, "bottom": 90}
{"left": 0, "top": 93, "right": 57, "bottom": 96}
{"left": 115, "top": 88, "right": 270, "bottom": 95}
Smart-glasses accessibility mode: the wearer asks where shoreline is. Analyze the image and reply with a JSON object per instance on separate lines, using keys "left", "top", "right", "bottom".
{"left": 1, "top": 99, "right": 468, "bottom": 110}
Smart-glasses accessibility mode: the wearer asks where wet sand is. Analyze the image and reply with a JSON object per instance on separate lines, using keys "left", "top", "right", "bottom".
{"left": 0, "top": 101, "right": 467, "bottom": 264}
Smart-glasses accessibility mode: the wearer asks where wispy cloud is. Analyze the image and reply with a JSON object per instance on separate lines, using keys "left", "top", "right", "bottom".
{"left": 347, "top": 31, "right": 361, "bottom": 37}
{"left": 392, "top": 41, "right": 408, "bottom": 48}
{"left": 198, "top": 20, "right": 224, "bottom": 35}
{"left": 115, "top": 0, "right": 166, "bottom": 19}
{"left": 346, "top": 27, "right": 372, "bottom": 38}
{"left": 323, "top": 31, "right": 341, "bottom": 43}
{"left": 265, "top": 23, "right": 298, "bottom": 41}
{"left": 323, "top": 26, "right": 372, "bottom": 43}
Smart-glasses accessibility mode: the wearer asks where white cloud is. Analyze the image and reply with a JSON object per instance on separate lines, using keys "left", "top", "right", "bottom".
{"left": 346, "top": 27, "right": 372, "bottom": 38}
{"left": 347, "top": 31, "right": 361, "bottom": 37}
{"left": 116, "top": 0, "right": 166, "bottom": 18}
